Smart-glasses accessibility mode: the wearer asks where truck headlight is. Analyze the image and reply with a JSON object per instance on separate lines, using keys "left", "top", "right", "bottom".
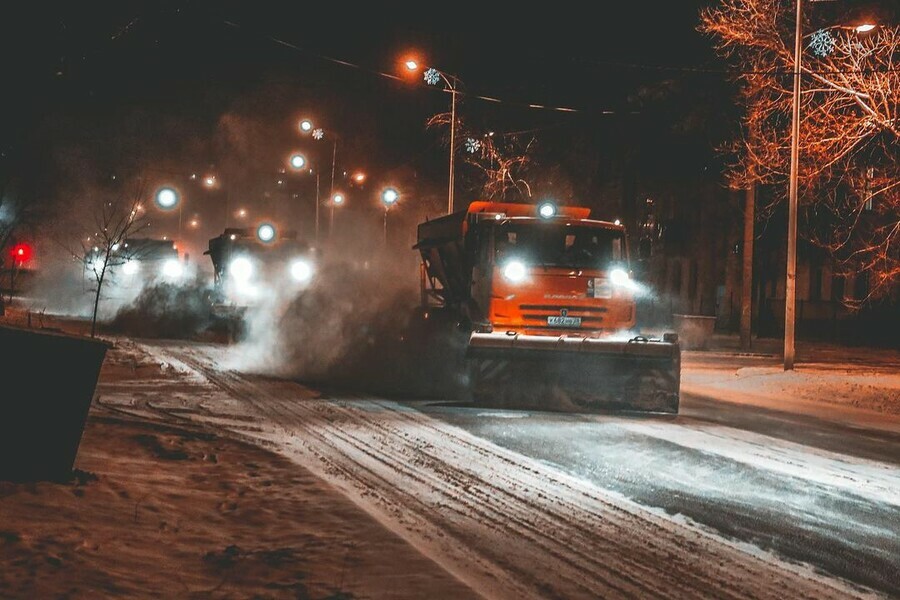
{"left": 609, "top": 268, "right": 629, "bottom": 286}
{"left": 290, "top": 259, "right": 313, "bottom": 282}
{"left": 503, "top": 260, "right": 527, "bottom": 283}
{"left": 162, "top": 258, "right": 183, "bottom": 279}
{"left": 123, "top": 260, "right": 139, "bottom": 275}
{"left": 229, "top": 257, "right": 253, "bottom": 282}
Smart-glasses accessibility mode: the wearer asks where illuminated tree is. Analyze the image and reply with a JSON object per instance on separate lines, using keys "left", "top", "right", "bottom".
{"left": 427, "top": 111, "right": 536, "bottom": 202}
{"left": 699, "top": 0, "right": 899, "bottom": 301}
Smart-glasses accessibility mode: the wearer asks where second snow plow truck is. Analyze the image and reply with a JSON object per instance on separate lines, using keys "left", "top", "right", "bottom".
{"left": 413, "top": 201, "right": 680, "bottom": 413}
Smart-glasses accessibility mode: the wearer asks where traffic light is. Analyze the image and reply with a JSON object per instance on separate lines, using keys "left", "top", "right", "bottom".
{"left": 10, "top": 243, "right": 32, "bottom": 264}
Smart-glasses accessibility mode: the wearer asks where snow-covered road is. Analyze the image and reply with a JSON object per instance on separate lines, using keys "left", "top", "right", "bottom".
{"left": 98, "top": 340, "right": 899, "bottom": 599}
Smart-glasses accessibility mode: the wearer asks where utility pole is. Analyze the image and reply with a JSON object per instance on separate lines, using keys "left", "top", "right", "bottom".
{"left": 329, "top": 138, "right": 337, "bottom": 212}
{"left": 315, "top": 172, "right": 320, "bottom": 243}
{"left": 784, "top": 0, "right": 803, "bottom": 370}
{"left": 741, "top": 184, "right": 755, "bottom": 349}
{"left": 448, "top": 84, "right": 457, "bottom": 215}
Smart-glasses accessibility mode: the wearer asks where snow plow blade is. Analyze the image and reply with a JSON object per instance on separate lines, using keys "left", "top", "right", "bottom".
{"left": 466, "top": 333, "right": 680, "bottom": 413}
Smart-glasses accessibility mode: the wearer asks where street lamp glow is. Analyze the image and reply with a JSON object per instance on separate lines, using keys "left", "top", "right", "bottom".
{"left": 204, "top": 176, "right": 216, "bottom": 187}
{"left": 352, "top": 172, "right": 366, "bottom": 183}
{"left": 381, "top": 187, "right": 399, "bottom": 206}
{"left": 333, "top": 193, "right": 345, "bottom": 205}
{"left": 299, "top": 119, "right": 313, "bottom": 132}
{"left": 289, "top": 154, "right": 306, "bottom": 170}
{"left": 257, "top": 223, "right": 276, "bottom": 243}
{"left": 405, "top": 59, "right": 419, "bottom": 71}
{"left": 237, "top": 208, "right": 247, "bottom": 218}
{"left": 855, "top": 23, "right": 876, "bottom": 33}
{"left": 155, "top": 187, "right": 179, "bottom": 209}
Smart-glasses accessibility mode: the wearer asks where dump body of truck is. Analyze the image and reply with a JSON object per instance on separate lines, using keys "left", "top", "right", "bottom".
{"left": 415, "top": 201, "right": 680, "bottom": 413}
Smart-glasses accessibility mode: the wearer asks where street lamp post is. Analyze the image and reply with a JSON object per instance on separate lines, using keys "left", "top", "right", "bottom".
{"left": 784, "top": 0, "right": 803, "bottom": 370}
{"left": 406, "top": 61, "right": 461, "bottom": 215}
{"left": 299, "top": 120, "right": 340, "bottom": 240}
{"left": 288, "top": 152, "right": 318, "bottom": 242}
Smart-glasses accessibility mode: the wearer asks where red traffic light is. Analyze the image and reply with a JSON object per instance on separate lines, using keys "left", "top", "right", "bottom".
{"left": 11, "top": 243, "right": 32, "bottom": 263}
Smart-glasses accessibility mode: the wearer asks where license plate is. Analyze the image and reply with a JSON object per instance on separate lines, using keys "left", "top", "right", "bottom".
{"left": 547, "top": 316, "right": 582, "bottom": 327}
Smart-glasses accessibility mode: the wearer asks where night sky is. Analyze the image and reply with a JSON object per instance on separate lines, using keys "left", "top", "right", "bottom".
{"left": 1, "top": 0, "right": 888, "bottom": 256}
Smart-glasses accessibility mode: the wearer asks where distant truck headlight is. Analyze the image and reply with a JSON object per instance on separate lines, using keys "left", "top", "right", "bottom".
{"left": 609, "top": 268, "right": 629, "bottom": 286}
{"left": 290, "top": 259, "right": 313, "bottom": 282}
{"left": 162, "top": 258, "right": 183, "bottom": 279}
{"left": 502, "top": 260, "right": 527, "bottom": 283}
{"left": 123, "top": 260, "right": 139, "bottom": 275}
{"left": 229, "top": 257, "right": 253, "bottom": 282}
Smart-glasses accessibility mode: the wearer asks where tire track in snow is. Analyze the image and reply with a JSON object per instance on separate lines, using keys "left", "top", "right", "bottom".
{"left": 150, "top": 343, "right": 875, "bottom": 600}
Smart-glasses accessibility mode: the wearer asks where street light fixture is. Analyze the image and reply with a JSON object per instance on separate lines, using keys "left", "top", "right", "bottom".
{"left": 155, "top": 187, "right": 179, "bottom": 209}
{"left": 381, "top": 187, "right": 399, "bottom": 244}
{"left": 404, "top": 58, "right": 461, "bottom": 215}
{"left": 330, "top": 193, "right": 345, "bottom": 238}
{"left": 352, "top": 172, "right": 366, "bottom": 184}
{"left": 299, "top": 119, "right": 313, "bottom": 133}
{"left": 257, "top": 223, "right": 276, "bottom": 243}
{"left": 155, "top": 186, "right": 184, "bottom": 245}
{"left": 289, "top": 153, "right": 307, "bottom": 170}
{"left": 783, "top": 7, "right": 876, "bottom": 370}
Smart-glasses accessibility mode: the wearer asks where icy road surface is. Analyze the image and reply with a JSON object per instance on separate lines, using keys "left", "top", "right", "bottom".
{"left": 99, "top": 340, "right": 899, "bottom": 599}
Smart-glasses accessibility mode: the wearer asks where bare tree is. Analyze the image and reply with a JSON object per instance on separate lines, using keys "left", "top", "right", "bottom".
{"left": 427, "top": 112, "right": 537, "bottom": 202}
{"left": 71, "top": 184, "right": 149, "bottom": 337}
{"left": 699, "top": 0, "right": 899, "bottom": 300}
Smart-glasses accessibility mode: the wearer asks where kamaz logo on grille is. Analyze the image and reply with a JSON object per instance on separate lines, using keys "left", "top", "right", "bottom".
{"left": 560, "top": 309, "right": 569, "bottom": 317}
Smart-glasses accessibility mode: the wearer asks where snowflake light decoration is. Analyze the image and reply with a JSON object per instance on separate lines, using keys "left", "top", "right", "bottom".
{"left": 424, "top": 68, "right": 442, "bottom": 86}
{"left": 465, "top": 137, "right": 482, "bottom": 154}
{"left": 809, "top": 29, "right": 835, "bottom": 57}
{"left": 312, "top": 128, "right": 325, "bottom": 140}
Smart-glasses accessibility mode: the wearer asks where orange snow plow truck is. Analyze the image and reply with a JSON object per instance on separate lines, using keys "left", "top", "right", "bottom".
{"left": 414, "top": 201, "right": 680, "bottom": 413}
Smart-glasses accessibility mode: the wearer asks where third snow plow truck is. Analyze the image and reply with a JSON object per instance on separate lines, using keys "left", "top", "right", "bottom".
{"left": 413, "top": 201, "right": 680, "bottom": 413}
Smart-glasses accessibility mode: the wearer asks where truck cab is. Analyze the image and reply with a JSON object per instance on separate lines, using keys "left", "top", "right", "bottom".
{"left": 465, "top": 202, "right": 635, "bottom": 336}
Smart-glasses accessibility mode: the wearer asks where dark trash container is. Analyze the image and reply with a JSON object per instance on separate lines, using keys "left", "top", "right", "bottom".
{"left": 0, "top": 325, "right": 110, "bottom": 481}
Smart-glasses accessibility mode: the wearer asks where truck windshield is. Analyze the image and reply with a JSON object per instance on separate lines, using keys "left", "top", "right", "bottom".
{"left": 494, "top": 223, "right": 624, "bottom": 269}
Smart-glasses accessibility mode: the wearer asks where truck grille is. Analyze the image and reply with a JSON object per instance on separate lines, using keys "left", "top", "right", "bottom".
{"left": 519, "top": 305, "right": 607, "bottom": 328}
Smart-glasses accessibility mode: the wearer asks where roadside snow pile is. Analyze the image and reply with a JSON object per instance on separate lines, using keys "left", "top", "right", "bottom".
{"left": 684, "top": 364, "right": 900, "bottom": 416}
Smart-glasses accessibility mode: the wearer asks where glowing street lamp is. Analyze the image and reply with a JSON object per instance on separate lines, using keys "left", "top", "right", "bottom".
{"left": 204, "top": 176, "right": 216, "bottom": 188}
{"left": 381, "top": 187, "right": 400, "bottom": 245}
{"left": 155, "top": 187, "right": 179, "bottom": 209}
{"left": 289, "top": 153, "right": 307, "bottom": 170}
{"left": 299, "top": 119, "right": 313, "bottom": 133}
{"left": 855, "top": 23, "right": 876, "bottom": 33}
{"left": 381, "top": 187, "right": 399, "bottom": 205}
{"left": 352, "top": 172, "right": 366, "bottom": 184}
{"left": 237, "top": 208, "right": 247, "bottom": 219}
{"left": 257, "top": 223, "right": 276, "bottom": 243}
{"left": 329, "top": 193, "right": 345, "bottom": 238}
{"left": 405, "top": 59, "right": 419, "bottom": 71}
